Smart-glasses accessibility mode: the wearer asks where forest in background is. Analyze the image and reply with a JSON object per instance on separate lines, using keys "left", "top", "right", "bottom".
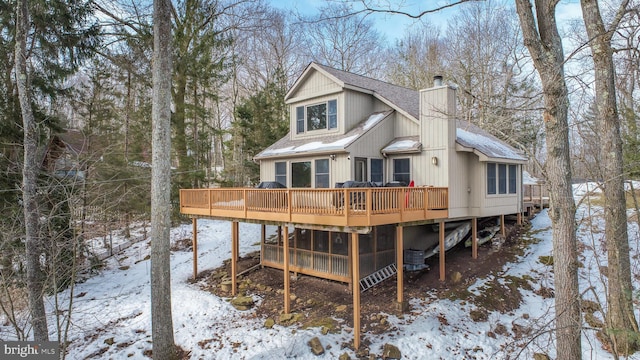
{"left": 2, "top": 0, "right": 640, "bottom": 357}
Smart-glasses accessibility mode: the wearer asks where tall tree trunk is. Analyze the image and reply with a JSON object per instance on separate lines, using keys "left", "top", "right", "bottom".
{"left": 581, "top": 0, "right": 640, "bottom": 354}
{"left": 151, "top": 0, "right": 176, "bottom": 358}
{"left": 15, "top": 0, "right": 49, "bottom": 341}
{"left": 514, "top": 1, "right": 581, "bottom": 358}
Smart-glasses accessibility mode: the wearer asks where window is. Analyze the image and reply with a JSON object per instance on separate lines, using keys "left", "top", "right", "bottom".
{"left": 296, "top": 100, "right": 338, "bottom": 133}
{"left": 355, "top": 158, "right": 367, "bottom": 182}
{"left": 371, "top": 159, "right": 383, "bottom": 184}
{"left": 487, "top": 162, "right": 518, "bottom": 195}
{"left": 498, "top": 164, "right": 507, "bottom": 194}
{"left": 328, "top": 100, "right": 337, "bottom": 129}
{"left": 292, "top": 161, "right": 311, "bottom": 187}
{"left": 508, "top": 165, "right": 517, "bottom": 194}
{"left": 307, "top": 103, "right": 327, "bottom": 130}
{"left": 296, "top": 106, "right": 304, "bottom": 134}
{"left": 393, "top": 158, "right": 410, "bottom": 185}
{"left": 315, "top": 159, "right": 329, "bottom": 188}
{"left": 275, "top": 162, "right": 286, "bottom": 186}
{"left": 487, "top": 163, "right": 497, "bottom": 195}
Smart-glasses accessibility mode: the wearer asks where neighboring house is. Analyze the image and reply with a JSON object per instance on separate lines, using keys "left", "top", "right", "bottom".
{"left": 180, "top": 62, "right": 528, "bottom": 348}
{"left": 42, "top": 129, "right": 91, "bottom": 181}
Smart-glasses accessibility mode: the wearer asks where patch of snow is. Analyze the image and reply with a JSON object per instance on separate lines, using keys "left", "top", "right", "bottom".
{"left": 363, "top": 112, "right": 387, "bottom": 131}
{"left": 4, "top": 184, "right": 640, "bottom": 359}
{"left": 457, "top": 128, "right": 526, "bottom": 161}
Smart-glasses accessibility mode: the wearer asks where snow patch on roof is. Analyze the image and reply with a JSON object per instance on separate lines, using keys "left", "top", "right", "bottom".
{"left": 260, "top": 135, "right": 358, "bottom": 157}
{"left": 363, "top": 112, "right": 387, "bottom": 131}
{"left": 456, "top": 128, "right": 526, "bottom": 161}
{"left": 382, "top": 137, "right": 421, "bottom": 153}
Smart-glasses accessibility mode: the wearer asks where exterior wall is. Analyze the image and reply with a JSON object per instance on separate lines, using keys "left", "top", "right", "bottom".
{"left": 343, "top": 90, "right": 376, "bottom": 131}
{"left": 461, "top": 160, "right": 522, "bottom": 217}
{"left": 289, "top": 93, "right": 343, "bottom": 141}
{"left": 287, "top": 70, "right": 341, "bottom": 101}
{"left": 259, "top": 155, "right": 336, "bottom": 188}
{"left": 393, "top": 113, "right": 419, "bottom": 138}
{"left": 419, "top": 86, "right": 457, "bottom": 189}
{"left": 447, "top": 152, "right": 473, "bottom": 218}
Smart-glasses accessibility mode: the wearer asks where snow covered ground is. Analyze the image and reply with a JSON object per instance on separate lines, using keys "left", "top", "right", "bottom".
{"left": 2, "top": 182, "right": 640, "bottom": 359}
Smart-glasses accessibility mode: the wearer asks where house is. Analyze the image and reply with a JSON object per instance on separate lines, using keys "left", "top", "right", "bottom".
{"left": 42, "top": 129, "right": 91, "bottom": 181}
{"left": 179, "top": 62, "right": 528, "bottom": 348}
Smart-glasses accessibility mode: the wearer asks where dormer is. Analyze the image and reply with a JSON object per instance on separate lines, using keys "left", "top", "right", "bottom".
{"left": 285, "top": 63, "right": 379, "bottom": 140}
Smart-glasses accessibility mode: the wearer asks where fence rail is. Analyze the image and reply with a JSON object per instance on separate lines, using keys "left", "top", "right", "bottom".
{"left": 180, "top": 186, "right": 448, "bottom": 227}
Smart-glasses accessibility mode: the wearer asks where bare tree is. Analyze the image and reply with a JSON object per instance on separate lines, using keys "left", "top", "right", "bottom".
{"left": 150, "top": 0, "right": 176, "bottom": 358}
{"left": 514, "top": 1, "right": 581, "bottom": 358}
{"left": 14, "top": 0, "right": 49, "bottom": 341}
{"left": 383, "top": 21, "right": 445, "bottom": 90}
{"left": 302, "top": 2, "right": 384, "bottom": 76}
{"left": 580, "top": 0, "right": 640, "bottom": 354}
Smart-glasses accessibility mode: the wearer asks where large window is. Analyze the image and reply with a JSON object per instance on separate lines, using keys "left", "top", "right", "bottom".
{"left": 275, "top": 162, "right": 286, "bottom": 186}
{"left": 295, "top": 100, "right": 337, "bottom": 133}
{"left": 371, "top": 158, "right": 383, "bottom": 184}
{"left": 315, "top": 159, "right": 329, "bottom": 188}
{"left": 292, "top": 161, "right": 311, "bottom": 187}
{"left": 487, "top": 162, "right": 518, "bottom": 195}
{"left": 393, "top": 158, "right": 410, "bottom": 185}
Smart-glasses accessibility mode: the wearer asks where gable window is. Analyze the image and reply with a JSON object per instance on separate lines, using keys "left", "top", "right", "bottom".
{"left": 393, "top": 158, "right": 410, "bottom": 185}
{"left": 371, "top": 158, "right": 383, "bottom": 184}
{"left": 315, "top": 159, "right": 329, "bottom": 188}
{"left": 296, "top": 99, "right": 338, "bottom": 133}
{"left": 328, "top": 100, "right": 337, "bottom": 129}
{"left": 275, "top": 161, "right": 286, "bottom": 186}
{"left": 292, "top": 161, "right": 311, "bottom": 187}
{"left": 296, "top": 107, "right": 304, "bottom": 134}
{"left": 487, "top": 162, "right": 518, "bottom": 195}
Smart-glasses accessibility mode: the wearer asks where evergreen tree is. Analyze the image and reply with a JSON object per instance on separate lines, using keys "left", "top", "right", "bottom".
{"left": 224, "top": 72, "right": 288, "bottom": 185}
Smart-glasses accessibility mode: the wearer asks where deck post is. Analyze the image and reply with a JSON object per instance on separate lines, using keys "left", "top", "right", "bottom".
{"left": 192, "top": 218, "right": 198, "bottom": 279}
{"left": 231, "top": 221, "right": 239, "bottom": 296}
{"left": 351, "top": 232, "right": 361, "bottom": 349}
{"left": 439, "top": 221, "right": 445, "bottom": 281}
{"left": 396, "top": 226, "right": 404, "bottom": 308}
{"left": 260, "top": 224, "right": 265, "bottom": 266}
{"left": 517, "top": 212, "right": 522, "bottom": 225}
{"left": 500, "top": 214, "right": 506, "bottom": 237}
{"left": 283, "top": 225, "right": 290, "bottom": 314}
{"left": 471, "top": 217, "right": 478, "bottom": 259}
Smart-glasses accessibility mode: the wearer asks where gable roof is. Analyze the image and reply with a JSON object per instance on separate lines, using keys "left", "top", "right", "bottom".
{"left": 287, "top": 63, "right": 419, "bottom": 121}
{"left": 255, "top": 111, "right": 393, "bottom": 160}
{"left": 278, "top": 62, "right": 526, "bottom": 163}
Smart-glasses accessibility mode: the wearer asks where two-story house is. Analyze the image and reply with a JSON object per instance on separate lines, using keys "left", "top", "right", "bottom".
{"left": 179, "top": 62, "right": 527, "bottom": 348}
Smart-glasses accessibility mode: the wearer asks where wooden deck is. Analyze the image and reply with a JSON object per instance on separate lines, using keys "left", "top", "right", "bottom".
{"left": 180, "top": 187, "right": 448, "bottom": 227}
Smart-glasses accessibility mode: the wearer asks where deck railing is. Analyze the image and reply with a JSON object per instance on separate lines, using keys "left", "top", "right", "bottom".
{"left": 180, "top": 186, "right": 448, "bottom": 227}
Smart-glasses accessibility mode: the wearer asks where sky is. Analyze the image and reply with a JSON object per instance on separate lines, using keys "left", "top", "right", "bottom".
{"left": 268, "top": 0, "right": 585, "bottom": 44}
{"left": 3, "top": 182, "right": 639, "bottom": 359}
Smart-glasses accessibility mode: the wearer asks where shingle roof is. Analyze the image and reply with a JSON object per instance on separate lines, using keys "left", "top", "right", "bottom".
{"left": 255, "top": 111, "right": 393, "bottom": 160}
{"left": 315, "top": 64, "right": 420, "bottom": 119}
{"left": 455, "top": 121, "right": 527, "bottom": 162}
{"left": 270, "top": 62, "right": 526, "bottom": 162}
